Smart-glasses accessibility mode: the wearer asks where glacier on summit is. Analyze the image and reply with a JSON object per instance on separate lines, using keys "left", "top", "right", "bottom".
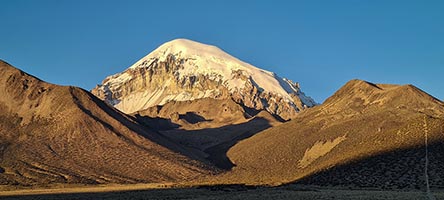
{"left": 92, "top": 39, "right": 316, "bottom": 120}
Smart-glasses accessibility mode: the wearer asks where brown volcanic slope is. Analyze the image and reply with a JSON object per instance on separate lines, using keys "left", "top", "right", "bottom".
{"left": 221, "top": 79, "right": 444, "bottom": 188}
{"left": 0, "top": 61, "right": 212, "bottom": 186}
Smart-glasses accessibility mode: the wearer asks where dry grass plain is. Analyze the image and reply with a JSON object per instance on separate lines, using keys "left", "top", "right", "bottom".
{"left": 1, "top": 184, "right": 444, "bottom": 200}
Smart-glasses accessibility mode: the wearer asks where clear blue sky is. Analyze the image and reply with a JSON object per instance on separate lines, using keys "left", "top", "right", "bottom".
{"left": 1, "top": 0, "right": 443, "bottom": 102}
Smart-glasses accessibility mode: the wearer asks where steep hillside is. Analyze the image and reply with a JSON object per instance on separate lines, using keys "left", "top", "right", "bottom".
{"left": 0, "top": 61, "right": 212, "bottom": 186}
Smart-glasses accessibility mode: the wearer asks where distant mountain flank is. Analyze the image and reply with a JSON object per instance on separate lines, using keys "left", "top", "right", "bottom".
{"left": 92, "top": 39, "right": 316, "bottom": 120}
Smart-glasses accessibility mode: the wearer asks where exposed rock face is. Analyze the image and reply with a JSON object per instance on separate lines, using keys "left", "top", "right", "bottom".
{"left": 92, "top": 39, "right": 316, "bottom": 120}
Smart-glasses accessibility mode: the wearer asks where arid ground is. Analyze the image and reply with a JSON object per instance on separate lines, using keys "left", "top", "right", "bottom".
{"left": 1, "top": 184, "right": 443, "bottom": 200}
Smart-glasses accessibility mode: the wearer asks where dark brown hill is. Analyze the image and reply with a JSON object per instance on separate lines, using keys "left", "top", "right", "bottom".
{"left": 0, "top": 61, "right": 212, "bottom": 186}
{"left": 219, "top": 79, "right": 444, "bottom": 188}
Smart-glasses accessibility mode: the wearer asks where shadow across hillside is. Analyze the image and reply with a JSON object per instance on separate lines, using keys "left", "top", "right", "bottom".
{"left": 179, "top": 112, "right": 213, "bottom": 124}
{"left": 201, "top": 117, "right": 273, "bottom": 169}
{"left": 292, "top": 141, "right": 444, "bottom": 190}
{"left": 137, "top": 116, "right": 273, "bottom": 170}
{"left": 133, "top": 114, "right": 181, "bottom": 131}
{"left": 71, "top": 88, "right": 205, "bottom": 161}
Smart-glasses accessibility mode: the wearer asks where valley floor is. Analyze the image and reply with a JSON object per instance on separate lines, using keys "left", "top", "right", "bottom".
{"left": 1, "top": 184, "right": 443, "bottom": 200}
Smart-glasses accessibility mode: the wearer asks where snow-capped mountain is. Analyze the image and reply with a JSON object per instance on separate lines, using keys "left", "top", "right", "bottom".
{"left": 92, "top": 39, "right": 316, "bottom": 120}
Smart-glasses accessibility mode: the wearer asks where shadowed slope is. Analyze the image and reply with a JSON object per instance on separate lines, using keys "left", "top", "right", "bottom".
{"left": 219, "top": 79, "right": 444, "bottom": 186}
{"left": 0, "top": 60, "right": 212, "bottom": 186}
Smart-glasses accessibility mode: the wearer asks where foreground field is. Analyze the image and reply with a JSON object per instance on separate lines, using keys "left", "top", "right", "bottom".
{"left": 1, "top": 184, "right": 443, "bottom": 200}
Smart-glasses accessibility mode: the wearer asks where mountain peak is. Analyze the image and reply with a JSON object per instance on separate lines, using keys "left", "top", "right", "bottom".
{"left": 92, "top": 39, "right": 316, "bottom": 120}
{"left": 160, "top": 38, "right": 220, "bottom": 50}
{"left": 151, "top": 38, "right": 225, "bottom": 56}
{"left": 130, "top": 38, "right": 235, "bottom": 70}
{"left": 129, "top": 38, "right": 272, "bottom": 77}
